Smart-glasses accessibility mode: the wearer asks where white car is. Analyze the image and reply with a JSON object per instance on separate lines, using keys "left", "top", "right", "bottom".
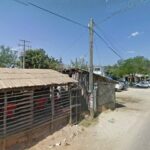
{"left": 135, "top": 81, "right": 149, "bottom": 88}
{"left": 115, "top": 82, "right": 124, "bottom": 91}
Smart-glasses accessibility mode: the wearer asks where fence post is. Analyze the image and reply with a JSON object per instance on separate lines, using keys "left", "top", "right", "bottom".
{"left": 28, "top": 90, "right": 34, "bottom": 146}
{"left": 2, "top": 92, "right": 7, "bottom": 150}
{"left": 30, "top": 90, "right": 34, "bottom": 126}
{"left": 78, "top": 88, "right": 82, "bottom": 122}
{"left": 93, "top": 88, "right": 97, "bottom": 112}
{"left": 75, "top": 89, "right": 78, "bottom": 124}
{"left": 51, "top": 86, "right": 54, "bottom": 131}
{"left": 69, "top": 87, "right": 72, "bottom": 124}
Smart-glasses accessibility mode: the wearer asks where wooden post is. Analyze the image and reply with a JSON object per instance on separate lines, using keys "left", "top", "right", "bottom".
{"left": 3, "top": 92, "right": 7, "bottom": 150}
{"left": 51, "top": 86, "right": 54, "bottom": 131}
{"left": 75, "top": 89, "right": 78, "bottom": 124}
{"left": 28, "top": 90, "right": 34, "bottom": 146}
{"left": 30, "top": 90, "right": 34, "bottom": 126}
{"left": 78, "top": 88, "right": 81, "bottom": 122}
{"left": 88, "top": 18, "right": 94, "bottom": 119}
{"left": 69, "top": 87, "right": 72, "bottom": 124}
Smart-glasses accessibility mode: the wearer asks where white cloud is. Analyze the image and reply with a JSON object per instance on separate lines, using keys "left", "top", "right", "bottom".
{"left": 129, "top": 31, "right": 140, "bottom": 38}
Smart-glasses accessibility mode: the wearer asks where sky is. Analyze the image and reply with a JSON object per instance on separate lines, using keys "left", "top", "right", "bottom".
{"left": 0, "top": 0, "right": 150, "bottom": 66}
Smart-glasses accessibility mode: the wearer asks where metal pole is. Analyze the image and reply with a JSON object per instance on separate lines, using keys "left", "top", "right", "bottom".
{"left": 88, "top": 18, "right": 94, "bottom": 118}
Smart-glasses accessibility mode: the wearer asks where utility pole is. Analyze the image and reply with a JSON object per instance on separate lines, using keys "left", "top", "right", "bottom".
{"left": 88, "top": 18, "right": 94, "bottom": 118}
{"left": 19, "top": 40, "right": 30, "bottom": 69}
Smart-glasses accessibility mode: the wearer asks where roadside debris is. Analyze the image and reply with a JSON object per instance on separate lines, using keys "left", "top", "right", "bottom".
{"left": 47, "top": 125, "right": 85, "bottom": 149}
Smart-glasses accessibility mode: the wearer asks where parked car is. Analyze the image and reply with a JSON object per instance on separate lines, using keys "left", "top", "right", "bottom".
{"left": 135, "top": 81, "right": 149, "bottom": 88}
{"left": 115, "top": 82, "right": 124, "bottom": 91}
{"left": 120, "top": 81, "right": 128, "bottom": 90}
{"left": 148, "top": 81, "right": 150, "bottom": 87}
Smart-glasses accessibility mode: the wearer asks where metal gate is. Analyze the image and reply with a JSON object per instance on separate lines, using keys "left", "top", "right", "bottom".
{"left": 70, "top": 88, "right": 81, "bottom": 124}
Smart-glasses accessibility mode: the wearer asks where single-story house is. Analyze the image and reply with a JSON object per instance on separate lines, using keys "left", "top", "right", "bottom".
{"left": 125, "top": 74, "right": 150, "bottom": 83}
{"left": 0, "top": 68, "right": 81, "bottom": 150}
{"left": 62, "top": 68, "right": 117, "bottom": 113}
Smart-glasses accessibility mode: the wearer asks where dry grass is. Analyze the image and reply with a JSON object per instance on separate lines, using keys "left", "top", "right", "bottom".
{"left": 79, "top": 117, "right": 99, "bottom": 127}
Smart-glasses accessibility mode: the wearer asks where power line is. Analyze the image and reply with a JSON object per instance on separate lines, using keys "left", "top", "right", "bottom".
{"left": 28, "top": 2, "right": 88, "bottom": 29}
{"left": 94, "top": 38, "right": 103, "bottom": 66}
{"left": 94, "top": 30, "right": 123, "bottom": 59}
{"left": 95, "top": 23, "right": 125, "bottom": 56}
{"left": 12, "top": 0, "right": 88, "bottom": 29}
{"left": 26, "top": 2, "right": 122, "bottom": 59}
{"left": 99, "top": 0, "right": 150, "bottom": 24}
{"left": 12, "top": 0, "right": 28, "bottom": 6}
{"left": 12, "top": 0, "right": 122, "bottom": 60}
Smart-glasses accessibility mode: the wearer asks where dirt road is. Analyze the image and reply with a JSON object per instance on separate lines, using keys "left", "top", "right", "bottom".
{"left": 30, "top": 88, "right": 150, "bottom": 150}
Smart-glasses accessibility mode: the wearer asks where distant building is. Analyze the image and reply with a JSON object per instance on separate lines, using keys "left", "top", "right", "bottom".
{"left": 125, "top": 74, "right": 150, "bottom": 83}
{"left": 62, "top": 68, "right": 117, "bottom": 113}
{"left": 93, "top": 66, "right": 105, "bottom": 77}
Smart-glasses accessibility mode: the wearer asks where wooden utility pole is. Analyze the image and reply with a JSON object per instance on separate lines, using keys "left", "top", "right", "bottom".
{"left": 88, "top": 18, "right": 94, "bottom": 118}
{"left": 19, "top": 40, "right": 30, "bottom": 69}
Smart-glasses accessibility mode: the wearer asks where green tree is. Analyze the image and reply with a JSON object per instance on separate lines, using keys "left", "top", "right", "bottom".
{"left": 23, "top": 49, "right": 62, "bottom": 70}
{"left": 0, "top": 45, "right": 17, "bottom": 67}
{"left": 105, "top": 56, "right": 150, "bottom": 78}
{"left": 70, "top": 57, "right": 88, "bottom": 70}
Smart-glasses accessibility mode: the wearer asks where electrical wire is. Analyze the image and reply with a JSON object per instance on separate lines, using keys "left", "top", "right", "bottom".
{"left": 12, "top": 0, "right": 123, "bottom": 60}
{"left": 95, "top": 23, "right": 125, "bottom": 56}
{"left": 94, "top": 30, "right": 123, "bottom": 59}
{"left": 12, "top": 0, "right": 88, "bottom": 29}
{"left": 26, "top": 2, "right": 123, "bottom": 59}
{"left": 28, "top": 2, "right": 88, "bottom": 29}
{"left": 99, "top": 0, "right": 149, "bottom": 24}
{"left": 94, "top": 38, "right": 103, "bottom": 66}
{"left": 12, "top": 0, "right": 28, "bottom": 6}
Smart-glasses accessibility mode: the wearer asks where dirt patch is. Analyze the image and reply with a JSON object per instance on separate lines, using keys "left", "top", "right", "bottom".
{"left": 125, "top": 107, "right": 141, "bottom": 111}
{"left": 117, "top": 97, "right": 141, "bottom": 104}
{"left": 79, "top": 117, "right": 99, "bottom": 127}
{"left": 29, "top": 125, "right": 85, "bottom": 150}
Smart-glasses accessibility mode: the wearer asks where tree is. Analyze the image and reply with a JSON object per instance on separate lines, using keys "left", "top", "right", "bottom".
{"left": 105, "top": 56, "right": 150, "bottom": 78}
{"left": 70, "top": 57, "right": 88, "bottom": 70}
{"left": 23, "top": 49, "right": 62, "bottom": 70}
{"left": 0, "top": 45, "right": 17, "bottom": 67}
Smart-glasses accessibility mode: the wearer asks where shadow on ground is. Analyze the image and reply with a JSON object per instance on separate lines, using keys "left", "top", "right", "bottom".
{"left": 115, "top": 103, "right": 126, "bottom": 108}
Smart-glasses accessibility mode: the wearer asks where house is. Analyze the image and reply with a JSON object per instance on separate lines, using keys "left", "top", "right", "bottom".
{"left": 62, "top": 68, "right": 117, "bottom": 113}
{"left": 0, "top": 68, "right": 81, "bottom": 150}
{"left": 125, "top": 74, "right": 150, "bottom": 84}
{"left": 93, "top": 66, "right": 105, "bottom": 77}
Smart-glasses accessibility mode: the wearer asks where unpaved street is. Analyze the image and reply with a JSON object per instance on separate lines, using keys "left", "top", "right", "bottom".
{"left": 30, "top": 88, "right": 150, "bottom": 150}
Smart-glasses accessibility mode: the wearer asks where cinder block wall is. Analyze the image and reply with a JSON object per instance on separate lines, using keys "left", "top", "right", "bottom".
{"left": 96, "top": 82, "right": 116, "bottom": 112}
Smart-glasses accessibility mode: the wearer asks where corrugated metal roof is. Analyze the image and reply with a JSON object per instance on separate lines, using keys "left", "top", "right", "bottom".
{"left": 0, "top": 68, "right": 77, "bottom": 90}
{"left": 62, "top": 68, "right": 117, "bottom": 84}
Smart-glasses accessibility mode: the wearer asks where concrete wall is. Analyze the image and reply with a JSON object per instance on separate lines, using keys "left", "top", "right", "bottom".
{"left": 96, "top": 82, "right": 116, "bottom": 112}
